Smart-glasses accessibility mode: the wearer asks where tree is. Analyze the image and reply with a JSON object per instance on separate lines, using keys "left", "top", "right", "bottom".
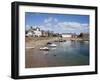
{"left": 78, "top": 33, "right": 83, "bottom": 38}
{"left": 30, "top": 26, "right": 33, "bottom": 29}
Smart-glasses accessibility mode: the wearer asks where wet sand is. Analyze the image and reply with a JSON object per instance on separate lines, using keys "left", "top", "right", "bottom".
{"left": 25, "top": 49, "right": 62, "bottom": 68}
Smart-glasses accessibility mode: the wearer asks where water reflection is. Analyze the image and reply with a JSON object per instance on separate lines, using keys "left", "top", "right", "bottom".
{"left": 38, "top": 40, "right": 89, "bottom": 66}
{"left": 43, "top": 51, "right": 49, "bottom": 55}
{"left": 42, "top": 41, "right": 89, "bottom": 56}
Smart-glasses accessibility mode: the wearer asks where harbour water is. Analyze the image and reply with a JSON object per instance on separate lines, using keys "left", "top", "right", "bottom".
{"left": 25, "top": 40, "right": 89, "bottom": 68}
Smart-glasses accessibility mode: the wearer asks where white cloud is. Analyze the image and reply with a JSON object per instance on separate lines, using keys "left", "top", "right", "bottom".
{"left": 43, "top": 17, "right": 89, "bottom": 33}
{"left": 57, "top": 22, "right": 89, "bottom": 30}
{"left": 44, "top": 17, "right": 53, "bottom": 23}
{"left": 44, "top": 17, "right": 58, "bottom": 24}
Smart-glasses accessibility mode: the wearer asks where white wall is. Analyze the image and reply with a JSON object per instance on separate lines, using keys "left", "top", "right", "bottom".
{"left": 0, "top": 0, "right": 99, "bottom": 81}
{"left": 62, "top": 34, "right": 72, "bottom": 38}
{"left": 26, "top": 31, "right": 33, "bottom": 36}
{"left": 34, "top": 30, "right": 42, "bottom": 37}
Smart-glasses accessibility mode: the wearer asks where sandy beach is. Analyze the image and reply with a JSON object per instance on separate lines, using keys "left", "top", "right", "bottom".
{"left": 26, "top": 37, "right": 58, "bottom": 48}
{"left": 25, "top": 37, "right": 88, "bottom": 48}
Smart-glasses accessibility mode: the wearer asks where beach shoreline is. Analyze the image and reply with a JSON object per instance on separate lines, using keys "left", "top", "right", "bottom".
{"left": 25, "top": 37, "right": 89, "bottom": 48}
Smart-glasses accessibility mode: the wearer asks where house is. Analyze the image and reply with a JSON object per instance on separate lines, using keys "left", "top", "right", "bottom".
{"left": 34, "top": 27, "right": 42, "bottom": 37}
{"left": 62, "top": 33, "right": 72, "bottom": 38}
{"left": 83, "top": 33, "right": 89, "bottom": 38}
{"left": 72, "top": 33, "right": 78, "bottom": 38}
{"left": 82, "top": 33, "right": 89, "bottom": 40}
{"left": 26, "top": 27, "right": 42, "bottom": 37}
{"left": 41, "top": 30, "right": 48, "bottom": 37}
{"left": 26, "top": 27, "right": 35, "bottom": 37}
{"left": 41, "top": 30, "right": 54, "bottom": 37}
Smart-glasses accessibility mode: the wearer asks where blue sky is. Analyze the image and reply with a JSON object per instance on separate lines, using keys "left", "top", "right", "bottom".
{"left": 25, "top": 12, "right": 89, "bottom": 34}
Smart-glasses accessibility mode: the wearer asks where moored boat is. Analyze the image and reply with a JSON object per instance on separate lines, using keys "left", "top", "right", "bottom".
{"left": 54, "top": 40, "right": 66, "bottom": 42}
{"left": 40, "top": 47, "right": 49, "bottom": 51}
{"left": 47, "top": 42, "right": 52, "bottom": 45}
{"left": 49, "top": 43, "right": 57, "bottom": 47}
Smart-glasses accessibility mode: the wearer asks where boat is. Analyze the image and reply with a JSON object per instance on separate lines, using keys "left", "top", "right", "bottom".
{"left": 54, "top": 40, "right": 66, "bottom": 42}
{"left": 47, "top": 42, "right": 52, "bottom": 45}
{"left": 49, "top": 43, "right": 57, "bottom": 47}
{"left": 40, "top": 47, "right": 49, "bottom": 51}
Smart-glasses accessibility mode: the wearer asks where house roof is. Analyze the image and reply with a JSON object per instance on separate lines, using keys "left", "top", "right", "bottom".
{"left": 26, "top": 28, "right": 34, "bottom": 34}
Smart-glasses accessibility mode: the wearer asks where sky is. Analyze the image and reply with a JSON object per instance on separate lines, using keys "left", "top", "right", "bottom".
{"left": 25, "top": 12, "right": 89, "bottom": 34}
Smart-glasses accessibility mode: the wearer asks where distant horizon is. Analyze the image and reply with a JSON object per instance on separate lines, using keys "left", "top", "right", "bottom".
{"left": 25, "top": 12, "right": 89, "bottom": 34}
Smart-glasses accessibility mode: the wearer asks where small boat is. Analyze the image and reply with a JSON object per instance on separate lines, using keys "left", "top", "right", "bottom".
{"left": 40, "top": 47, "right": 49, "bottom": 51}
{"left": 59, "top": 40, "right": 66, "bottom": 42}
{"left": 49, "top": 43, "right": 57, "bottom": 47}
{"left": 47, "top": 42, "right": 52, "bottom": 45}
{"left": 54, "top": 40, "right": 66, "bottom": 42}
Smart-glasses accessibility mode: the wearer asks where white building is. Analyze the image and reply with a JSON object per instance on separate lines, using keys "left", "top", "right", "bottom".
{"left": 26, "top": 31, "right": 33, "bottom": 37}
{"left": 26, "top": 27, "right": 42, "bottom": 37}
{"left": 62, "top": 33, "right": 72, "bottom": 38}
{"left": 26, "top": 27, "right": 34, "bottom": 37}
{"left": 34, "top": 27, "right": 42, "bottom": 37}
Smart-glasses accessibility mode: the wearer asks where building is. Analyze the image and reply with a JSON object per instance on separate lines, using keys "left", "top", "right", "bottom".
{"left": 62, "top": 33, "right": 72, "bottom": 38}
{"left": 78, "top": 33, "right": 89, "bottom": 39}
{"left": 41, "top": 30, "right": 49, "bottom": 37}
{"left": 26, "top": 27, "right": 42, "bottom": 37}
{"left": 26, "top": 27, "right": 35, "bottom": 37}
{"left": 34, "top": 27, "right": 42, "bottom": 37}
{"left": 72, "top": 33, "right": 78, "bottom": 38}
{"left": 82, "top": 33, "right": 89, "bottom": 40}
{"left": 83, "top": 33, "right": 89, "bottom": 38}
